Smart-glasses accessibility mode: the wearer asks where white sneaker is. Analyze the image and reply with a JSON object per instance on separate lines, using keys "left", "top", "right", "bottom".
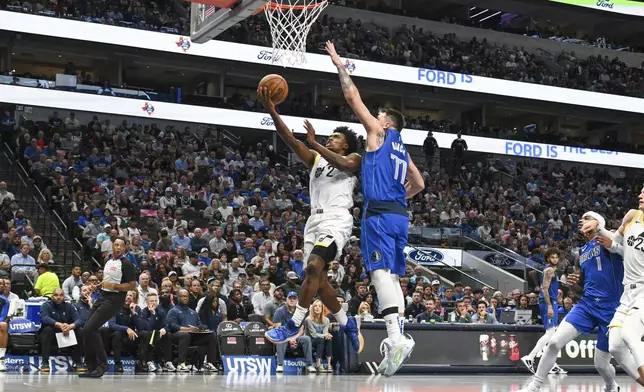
{"left": 202, "top": 363, "right": 218, "bottom": 372}
{"left": 378, "top": 335, "right": 414, "bottom": 377}
{"left": 377, "top": 338, "right": 392, "bottom": 374}
{"left": 306, "top": 365, "right": 317, "bottom": 373}
{"left": 163, "top": 362, "right": 176, "bottom": 372}
{"left": 549, "top": 364, "right": 567, "bottom": 374}
{"left": 176, "top": 363, "right": 191, "bottom": 372}
{"left": 521, "top": 356, "right": 535, "bottom": 374}
{"left": 276, "top": 365, "right": 283, "bottom": 373}
{"left": 147, "top": 361, "right": 157, "bottom": 372}
{"left": 604, "top": 383, "right": 620, "bottom": 392}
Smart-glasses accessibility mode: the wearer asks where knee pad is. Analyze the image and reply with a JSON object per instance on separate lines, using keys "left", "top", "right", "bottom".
{"left": 310, "top": 240, "right": 338, "bottom": 268}
{"left": 371, "top": 269, "right": 398, "bottom": 312}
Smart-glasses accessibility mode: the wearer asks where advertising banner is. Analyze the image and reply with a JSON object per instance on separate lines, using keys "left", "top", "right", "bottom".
{"left": 3, "top": 84, "right": 643, "bottom": 168}
{"left": 4, "top": 355, "right": 136, "bottom": 373}
{"left": 222, "top": 355, "right": 277, "bottom": 375}
{"left": 548, "top": 0, "right": 644, "bottom": 16}
{"left": 0, "top": 11, "right": 643, "bottom": 113}
{"left": 404, "top": 246, "right": 463, "bottom": 268}
{"left": 358, "top": 324, "right": 604, "bottom": 373}
{"left": 468, "top": 250, "right": 544, "bottom": 271}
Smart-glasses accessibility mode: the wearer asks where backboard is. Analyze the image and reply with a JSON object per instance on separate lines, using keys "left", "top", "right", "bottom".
{"left": 190, "top": 0, "right": 269, "bottom": 44}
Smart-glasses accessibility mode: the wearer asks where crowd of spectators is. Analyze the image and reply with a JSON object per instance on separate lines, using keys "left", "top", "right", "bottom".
{"left": 1, "top": 93, "right": 640, "bottom": 372}
{"left": 4, "top": 0, "right": 644, "bottom": 100}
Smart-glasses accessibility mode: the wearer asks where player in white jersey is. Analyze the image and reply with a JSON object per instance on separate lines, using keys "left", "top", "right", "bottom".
{"left": 258, "top": 88, "right": 364, "bottom": 353}
{"left": 582, "top": 187, "right": 644, "bottom": 387}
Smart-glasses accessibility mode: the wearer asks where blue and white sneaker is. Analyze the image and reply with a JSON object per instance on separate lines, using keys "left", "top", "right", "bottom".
{"left": 341, "top": 316, "right": 364, "bottom": 353}
{"left": 265, "top": 319, "right": 302, "bottom": 344}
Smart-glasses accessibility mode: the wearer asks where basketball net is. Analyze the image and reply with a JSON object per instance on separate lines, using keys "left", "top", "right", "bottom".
{"left": 263, "top": 0, "right": 328, "bottom": 67}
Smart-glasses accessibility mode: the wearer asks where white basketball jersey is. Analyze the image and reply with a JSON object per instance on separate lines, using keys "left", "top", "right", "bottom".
{"left": 309, "top": 155, "right": 356, "bottom": 211}
{"left": 622, "top": 210, "right": 644, "bottom": 284}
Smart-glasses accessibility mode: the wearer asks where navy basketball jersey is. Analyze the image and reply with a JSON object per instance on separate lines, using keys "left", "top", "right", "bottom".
{"left": 361, "top": 129, "right": 408, "bottom": 207}
{"left": 579, "top": 239, "right": 624, "bottom": 302}
{"left": 539, "top": 266, "right": 559, "bottom": 303}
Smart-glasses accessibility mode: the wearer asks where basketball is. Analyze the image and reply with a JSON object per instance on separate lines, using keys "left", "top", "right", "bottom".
{"left": 258, "top": 74, "right": 289, "bottom": 104}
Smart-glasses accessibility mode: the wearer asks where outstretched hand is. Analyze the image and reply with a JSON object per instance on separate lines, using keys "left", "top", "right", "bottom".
{"left": 257, "top": 87, "right": 275, "bottom": 110}
{"left": 304, "top": 120, "right": 318, "bottom": 146}
{"left": 325, "top": 41, "right": 343, "bottom": 68}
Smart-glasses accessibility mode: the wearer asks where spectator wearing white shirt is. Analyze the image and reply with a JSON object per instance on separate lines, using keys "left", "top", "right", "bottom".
{"left": 477, "top": 220, "right": 492, "bottom": 242}
{"left": 217, "top": 199, "right": 234, "bottom": 219}
{"left": 252, "top": 279, "right": 272, "bottom": 315}
{"left": 136, "top": 272, "right": 158, "bottom": 308}
{"left": 64, "top": 112, "right": 80, "bottom": 130}
{"left": 0, "top": 182, "right": 14, "bottom": 204}
{"left": 209, "top": 228, "right": 226, "bottom": 255}
{"left": 182, "top": 253, "right": 202, "bottom": 277}
{"left": 61, "top": 265, "right": 82, "bottom": 301}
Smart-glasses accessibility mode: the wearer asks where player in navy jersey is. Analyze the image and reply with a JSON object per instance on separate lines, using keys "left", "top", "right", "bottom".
{"left": 521, "top": 248, "right": 565, "bottom": 374}
{"left": 520, "top": 212, "right": 622, "bottom": 392}
{"left": 312, "top": 41, "right": 425, "bottom": 377}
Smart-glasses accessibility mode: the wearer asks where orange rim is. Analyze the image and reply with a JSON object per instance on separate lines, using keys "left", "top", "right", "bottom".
{"left": 256, "top": 0, "right": 326, "bottom": 12}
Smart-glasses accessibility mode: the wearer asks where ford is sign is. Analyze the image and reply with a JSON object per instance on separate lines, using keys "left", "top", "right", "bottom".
{"left": 483, "top": 253, "right": 517, "bottom": 268}
{"left": 404, "top": 246, "right": 462, "bottom": 267}
{"left": 408, "top": 249, "right": 444, "bottom": 264}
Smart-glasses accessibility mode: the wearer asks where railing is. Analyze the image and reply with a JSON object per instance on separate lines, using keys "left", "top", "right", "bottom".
{"left": 405, "top": 242, "right": 494, "bottom": 291}
{"left": 2, "top": 142, "right": 86, "bottom": 269}
{"left": 462, "top": 235, "right": 543, "bottom": 280}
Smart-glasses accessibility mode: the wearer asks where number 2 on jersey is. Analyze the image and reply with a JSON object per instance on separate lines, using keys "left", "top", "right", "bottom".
{"left": 391, "top": 154, "right": 407, "bottom": 185}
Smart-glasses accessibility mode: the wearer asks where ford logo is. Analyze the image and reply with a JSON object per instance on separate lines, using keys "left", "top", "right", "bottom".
{"left": 408, "top": 249, "right": 444, "bottom": 264}
{"left": 483, "top": 253, "right": 516, "bottom": 267}
{"left": 261, "top": 117, "right": 275, "bottom": 127}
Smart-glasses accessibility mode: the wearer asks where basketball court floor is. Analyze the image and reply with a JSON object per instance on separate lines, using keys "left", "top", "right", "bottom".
{"left": 1, "top": 373, "right": 639, "bottom": 392}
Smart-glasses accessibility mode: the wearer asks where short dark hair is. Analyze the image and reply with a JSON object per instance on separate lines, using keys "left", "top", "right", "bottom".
{"left": 332, "top": 126, "right": 359, "bottom": 155}
{"left": 382, "top": 108, "right": 405, "bottom": 131}
{"left": 454, "top": 282, "right": 464, "bottom": 288}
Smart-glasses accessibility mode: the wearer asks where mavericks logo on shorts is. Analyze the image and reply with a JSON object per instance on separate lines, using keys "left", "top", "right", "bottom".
{"left": 371, "top": 251, "right": 382, "bottom": 262}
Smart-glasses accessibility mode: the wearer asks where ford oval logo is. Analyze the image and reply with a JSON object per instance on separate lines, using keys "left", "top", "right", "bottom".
{"left": 483, "top": 253, "right": 516, "bottom": 267}
{"left": 408, "top": 249, "right": 444, "bottom": 264}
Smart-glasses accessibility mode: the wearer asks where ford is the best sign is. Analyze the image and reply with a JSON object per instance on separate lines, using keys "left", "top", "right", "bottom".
{"left": 408, "top": 248, "right": 444, "bottom": 264}
{"left": 404, "top": 246, "right": 463, "bottom": 267}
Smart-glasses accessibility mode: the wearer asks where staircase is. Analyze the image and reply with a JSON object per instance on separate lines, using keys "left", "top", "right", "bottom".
{"left": 0, "top": 145, "right": 78, "bottom": 268}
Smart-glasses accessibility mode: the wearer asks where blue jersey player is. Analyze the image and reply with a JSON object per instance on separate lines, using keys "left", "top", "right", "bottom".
{"left": 520, "top": 212, "right": 622, "bottom": 392}
{"left": 309, "top": 41, "right": 425, "bottom": 377}
{"left": 521, "top": 248, "right": 565, "bottom": 374}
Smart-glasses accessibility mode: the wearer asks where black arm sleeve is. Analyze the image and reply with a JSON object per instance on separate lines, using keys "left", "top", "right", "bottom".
{"left": 121, "top": 259, "right": 137, "bottom": 284}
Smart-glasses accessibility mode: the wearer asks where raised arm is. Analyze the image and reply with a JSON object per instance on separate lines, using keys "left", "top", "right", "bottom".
{"left": 405, "top": 156, "right": 424, "bottom": 198}
{"left": 325, "top": 41, "right": 383, "bottom": 150}
{"left": 305, "top": 120, "right": 361, "bottom": 172}
{"left": 257, "top": 87, "right": 317, "bottom": 169}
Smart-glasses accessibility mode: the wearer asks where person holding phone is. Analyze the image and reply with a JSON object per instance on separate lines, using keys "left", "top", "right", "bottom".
{"left": 521, "top": 248, "right": 564, "bottom": 374}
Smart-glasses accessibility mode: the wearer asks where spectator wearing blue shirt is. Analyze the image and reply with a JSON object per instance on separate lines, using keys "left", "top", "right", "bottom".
{"left": 39, "top": 288, "right": 83, "bottom": 372}
{"left": 240, "top": 238, "right": 258, "bottom": 261}
{"left": 0, "top": 109, "right": 15, "bottom": 145}
{"left": 106, "top": 291, "right": 146, "bottom": 373}
{"left": 171, "top": 227, "right": 192, "bottom": 252}
{"left": 558, "top": 297, "right": 573, "bottom": 323}
{"left": 165, "top": 289, "right": 218, "bottom": 372}
{"left": 272, "top": 292, "right": 315, "bottom": 373}
{"left": 249, "top": 211, "right": 265, "bottom": 231}
{"left": 290, "top": 250, "right": 305, "bottom": 280}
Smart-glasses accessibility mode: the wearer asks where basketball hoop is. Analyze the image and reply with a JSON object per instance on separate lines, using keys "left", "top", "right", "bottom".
{"left": 262, "top": 0, "right": 328, "bottom": 67}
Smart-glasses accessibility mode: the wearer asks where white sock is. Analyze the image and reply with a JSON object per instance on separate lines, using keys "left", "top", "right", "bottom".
{"left": 292, "top": 304, "right": 308, "bottom": 327}
{"left": 384, "top": 313, "right": 402, "bottom": 341}
{"left": 0, "top": 348, "right": 6, "bottom": 358}
{"left": 333, "top": 308, "right": 348, "bottom": 326}
{"left": 527, "top": 327, "right": 556, "bottom": 359}
{"left": 399, "top": 313, "right": 405, "bottom": 334}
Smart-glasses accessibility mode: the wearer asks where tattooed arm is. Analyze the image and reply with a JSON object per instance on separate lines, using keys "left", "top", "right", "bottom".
{"left": 325, "top": 41, "right": 384, "bottom": 151}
